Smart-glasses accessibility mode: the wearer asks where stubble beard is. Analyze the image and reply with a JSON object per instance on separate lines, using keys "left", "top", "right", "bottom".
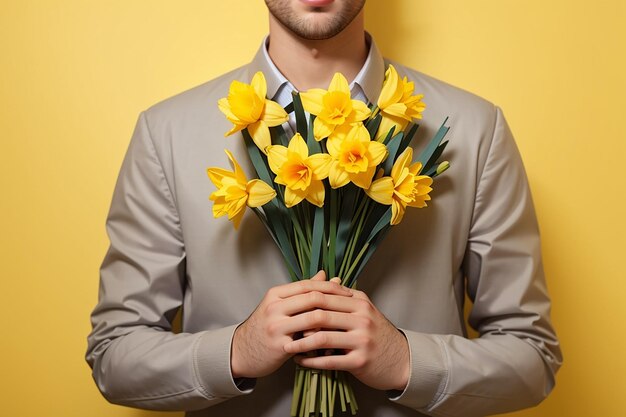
{"left": 265, "top": 0, "right": 366, "bottom": 40}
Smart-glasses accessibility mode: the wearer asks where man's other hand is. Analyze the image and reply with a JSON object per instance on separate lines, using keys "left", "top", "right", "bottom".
{"left": 284, "top": 287, "right": 410, "bottom": 392}
{"left": 230, "top": 271, "right": 353, "bottom": 379}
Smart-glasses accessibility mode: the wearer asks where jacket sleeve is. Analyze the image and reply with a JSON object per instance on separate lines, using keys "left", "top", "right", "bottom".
{"left": 85, "top": 111, "right": 254, "bottom": 411}
{"left": 389, "top": 106, "right": 563, "bottom": 416}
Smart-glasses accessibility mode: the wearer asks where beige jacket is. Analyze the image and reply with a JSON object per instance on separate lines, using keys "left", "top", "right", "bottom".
{"left": 86, "top": 38, "right": 562, "bottom": 417}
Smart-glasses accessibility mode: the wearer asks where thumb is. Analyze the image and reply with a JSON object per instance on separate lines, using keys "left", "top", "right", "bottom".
{"left": 310, "top": 270, "right": 327, "bottom": 281}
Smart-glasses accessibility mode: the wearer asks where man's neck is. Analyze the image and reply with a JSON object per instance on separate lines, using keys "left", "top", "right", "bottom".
{"left": 267, "top": 12, "right": 368, "bottom": 91}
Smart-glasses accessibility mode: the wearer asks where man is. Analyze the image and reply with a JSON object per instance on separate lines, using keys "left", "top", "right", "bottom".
{"left": 86, "top": 1, "right": 562, "bottom": 416}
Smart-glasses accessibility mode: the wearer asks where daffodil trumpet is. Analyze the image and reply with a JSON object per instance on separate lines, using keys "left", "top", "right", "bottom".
{"left": 211, "top": 69, "right": 451, "bottom": 417}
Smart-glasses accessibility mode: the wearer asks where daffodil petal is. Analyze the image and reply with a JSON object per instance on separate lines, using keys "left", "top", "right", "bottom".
{"left": 325, "top": 124, "right": 349, "bottom": 143}
{"left": 262, "top": 99, "right": 289, "bottom": 126}
{"left": 246, "top": 179, "right": 276, "bottom": 207}
{"left": 357, "top": 124, "right": 372, "bottom": 141}
{"left": 224, "top": 184, "right": 247, "bottom": 201}
{"left": 266, "top": 144, "right": 288, "bottom": 175}
{"left": 299, "top": 89, "right": 327, "bottom": 115}
{"left": 305, "top": 180, "right": 326, "bottom": 207}
{"left": 207, "top": 167, "right": 233, "bottom": 188}
{"left": 384, "top": 103, "right": 412, "bottom": 121}
{"left": 393, "top": 187, "right": 414, "bottom": 204}
{"left": 212, "top": 196, "right": 227, "bottom": 215}
{"left": 407, "top": 193, "right": 431, "bottom": 208}
{"left": 409, "top": 161, "right": 424, "bottom": 176}
{"left": 288, "top": 133, "right": 309, "bottom": 159}
{"left": 390, "top": 199, "right": 406, "bottom": 225}
{"left": 378, "top": 65, "right": 403, "bottom": 109}
{"left": 231, "top": 193, "right": 248, "bottom": 214}
{"left": 307, "top": 153, "right": 332, "bottom": 180}
{"left": 350, "top": 100, "right": 372, "bottom": 122}
{"left": 365, "top": 177, "right": 394, "bottom": 205}
{"left": 284, "top": 187, "right": 306, "bottom": 208}
{"left": 248, "top": 121, "right": 271, "bottom": 154}
{"left": 376, "top": 115, "right": 403, "bottom": 141}
{"left": 329, "top": 161, "right": 350, "bottom": 189}
{"left": 366, "top": 141, "right": 388, "bottom": 167}
{"left": 313, "top": 117, "right": 334, "bottom": 141}
{"left": 231, "top": 206, "right": 246, "bottom": 230}
{"left": 350, "top": 165, "right": 376, "bottom": 189}
{"left": 228, "top": 81, "right": 263, "bottom": 123}
{"left": 251, "top": 72, "right": 267, "bottom": 101}
{"left": 416, "top": 175, "right": 433, "bottom": 188}
{"left": 329, "top": 73, "right": 350, "bottom": 95}
{"left": 326, "top": 136, "right": 342, "bottom": 158}
{"left": 224, "top": 149, "right": 248, "bottom": 185}
{"left": 391, "top": 148, "right": 413, "bottom": 182}
{"left": 225, "top": 124, "right": 247, "bottom": 137}
{"left": 218, "top": 98, "right": 239, "bottom": 123}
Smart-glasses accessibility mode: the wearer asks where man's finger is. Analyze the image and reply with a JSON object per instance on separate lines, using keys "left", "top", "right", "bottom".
{"left": 284, "top": 331, "right": 356, "bottom": 354}
{"left": 293, "top": 351, "right": 362, "bottom": 371}
{"left": 310, "top": 270, "right": 326, "bottom": 281}
{"left": 280, "top": 292, "right": 358, "bottom": 316}
{"left": 274, "top": 278, "right": 352, "bottom": 299}
{"left": 279, "top": 310, "right": 355, "bottom": 334}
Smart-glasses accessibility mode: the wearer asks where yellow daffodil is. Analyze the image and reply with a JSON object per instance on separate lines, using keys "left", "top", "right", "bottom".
{"left": 327, "top": 124, "right": 388, "bottom": 189}
{"left": 207, "top": 150, "right": 276, "bottom": 229}
{"left": 266, "top": 134, "right": 332, "bottom": 208}
{"left": 376, "top": 65, "right": 426, "bottom": 141}
{"left": 365, "top": 148, "right": 433, "bottom": 225}
{"left": 300, "top": 73, "right": 371, "bottom": 141}
{"left": 218, "top": 72, "right": 289, "bottom": 153}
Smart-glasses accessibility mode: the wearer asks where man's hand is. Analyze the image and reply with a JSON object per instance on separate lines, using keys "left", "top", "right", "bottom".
{"left": 283, "top": 288, "right": 410, "bottom": 392}
{"left": 230, "top": 271, "right": 353, "bottom": 379}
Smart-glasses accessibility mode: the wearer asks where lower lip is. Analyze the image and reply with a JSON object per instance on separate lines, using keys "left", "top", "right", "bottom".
{"left": 300, "top": 0, "right": 335, "bottom": 7}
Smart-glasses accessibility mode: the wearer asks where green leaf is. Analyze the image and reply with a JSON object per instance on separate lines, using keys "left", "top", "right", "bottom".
{"left": 264, "top": 203, "right": 302, "bottom": 280}
{"left": 422, "top": 141, "right": 449, "bottom": 174}
{"left": 328, "top": 189, "right": 338, "bottom": 278}
{"left": 334, "top": 185, "right": 358, "bottom": 272}
{"left": 399, "top": 123, "right": 419, "bottom": 154}
{"left": 346, "top": 227, "right": 391, "bottom": 289}
{"left": 364, "top": 207, "right": 392, "bottom": 243}
{"left": 273, "top": 124, "right": 291, "bottom": 147}
{"left": 358, "top": 202, "right": 389, "bottom": 248}
{"left": 308, "top": 206, "right": 325, "bottom": 278}
{"left": 365, "top": 113, "right": 382, "bottom": 139}
{"left": 243, "top": 129, "right": 273, "bottom": 185}
{"left": 307, "top": 114, "right": 322, "bottom": 155}
{"left": 243, "top": 130, "right": 302, "bottom": 279}
{"left": 380, "top": 125, "right": 396, "bottom": 145}
{"left": 292, "top": 93, "right": 308, "bottom": 138}
{"left": 416, "top": 117, "right": 449, "bottom": 166}
{"left": 381, "top": 132, "right": 404, "bottom": 176}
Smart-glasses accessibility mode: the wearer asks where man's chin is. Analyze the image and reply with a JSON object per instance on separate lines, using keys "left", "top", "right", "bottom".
{"left": 288, "top": 17, "right": 348, "bottom": 40}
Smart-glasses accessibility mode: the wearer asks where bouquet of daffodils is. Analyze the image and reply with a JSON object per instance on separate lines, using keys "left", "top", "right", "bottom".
{"left": 208, "top": 65, "right": 450, "bottom": 417}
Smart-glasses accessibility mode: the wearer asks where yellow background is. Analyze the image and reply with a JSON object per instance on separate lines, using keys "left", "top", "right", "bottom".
{"left": 1, "top": 0, "right": 624, "bottom": 416}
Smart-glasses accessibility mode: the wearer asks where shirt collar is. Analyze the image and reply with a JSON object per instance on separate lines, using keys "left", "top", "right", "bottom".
{"left": 248, "top": 32, "right": 386, "bottom": 105}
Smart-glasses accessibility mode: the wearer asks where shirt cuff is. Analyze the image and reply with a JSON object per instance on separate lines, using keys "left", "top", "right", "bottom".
{"left": 387, "top": 329, "right": 448, "bottom": 411}
{"left": 193, "top": 323, "right": 256, "bottom": 399}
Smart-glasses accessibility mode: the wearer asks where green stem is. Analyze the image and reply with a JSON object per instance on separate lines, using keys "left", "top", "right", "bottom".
{"left": 328, "top": 189, "right": 338, "bottom": 278}
{"left": 294, "top": 235, "right": 305, "bottom": 278}
{"left": 337, "top": 371, "right": 346, "bottom": 413}
{"left": 340, "top": 198, "right": 370, "bottom": 286}
{"left": 343, "top": 242, "right": 370, "bottom": 286}
{"left": 291, "top": 367, "right": 305, "bottom": 417}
